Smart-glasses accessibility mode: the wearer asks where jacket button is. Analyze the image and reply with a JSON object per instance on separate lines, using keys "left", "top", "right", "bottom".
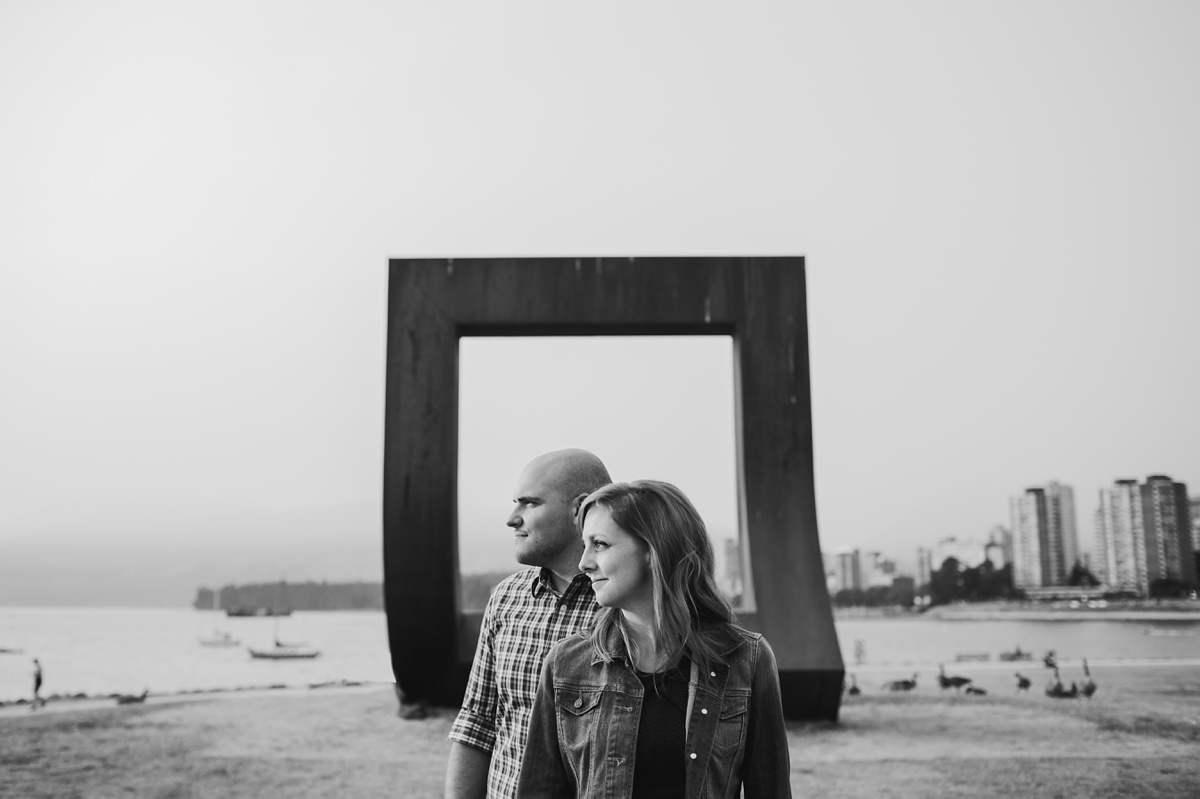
{"left": 690, "top": 753, "right": 697, "bottom": 760}
{"left": 701, "top": 708, "right": 708, "bottom": 715}
{"left": 574, "top": 697, "right": 582, "bottom": 708}
{"left": 710, "top": 671, "right": 716, "bottom": 677}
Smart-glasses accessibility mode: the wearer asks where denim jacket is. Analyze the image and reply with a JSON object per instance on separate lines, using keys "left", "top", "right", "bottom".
{"left": 516, "top": 627, "right": 792, "bottom": 798}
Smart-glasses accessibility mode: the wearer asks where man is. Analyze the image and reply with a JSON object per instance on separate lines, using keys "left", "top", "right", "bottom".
{"left": 445, "top": 448, "right": 611, "bottom": 798}
{"left": 32, "top": 658, "right": 42, "bottom": 710}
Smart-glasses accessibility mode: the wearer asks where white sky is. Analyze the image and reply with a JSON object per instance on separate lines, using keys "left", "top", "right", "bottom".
{"left": 2, "top": 1, "right": 1199, "bottom": 600}
{"left": 458, "top": 336, "right": 738, "bottom": 575}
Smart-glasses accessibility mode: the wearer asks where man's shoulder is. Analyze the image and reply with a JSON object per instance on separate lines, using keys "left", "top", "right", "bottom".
{"left": 484, "top": 568, "right": 540, "bottom": 607}
{"left": 494, "top": 568, "right": 539, "bottom": 592}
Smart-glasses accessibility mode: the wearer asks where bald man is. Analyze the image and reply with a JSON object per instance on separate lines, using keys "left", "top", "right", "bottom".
{"left": 446, "top": 449, "right": 611, "bottom": 799}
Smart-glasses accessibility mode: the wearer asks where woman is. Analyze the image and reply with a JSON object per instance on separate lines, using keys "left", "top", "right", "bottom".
{"left": 517, "top": 480, "right": 791, "bottom": 798}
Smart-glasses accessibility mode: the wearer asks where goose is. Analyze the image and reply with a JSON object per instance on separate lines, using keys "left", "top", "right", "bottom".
{"left": 1045, "top": 667, "right": 1066, "bottom": 698}
{"left": 1015, "top": 672, "right": 1031, "bottom": 693}
{"left": 938, "top": 664, "right": 973, "bottom": 693}
{"left": 884, "top": 673, "right": 918, "bottom": 692}
{"left": 1081, "top": 659, "right": 1097, "bottom": 699}
{"left": 965, "top": 685, "right": 987, "bottom": 695}
{"left": 847, "top": 675, "right": 861, "bottom": 696}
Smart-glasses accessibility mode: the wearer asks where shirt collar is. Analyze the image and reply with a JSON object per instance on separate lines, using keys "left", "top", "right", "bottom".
{"left": 530, "top": 568, "right": 591, "bottom": 598}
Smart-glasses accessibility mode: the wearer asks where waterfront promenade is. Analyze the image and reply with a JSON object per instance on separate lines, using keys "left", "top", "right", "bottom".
{"left": 2, "top": 663, "right": 1197, "bottom": 798}
{"left": 921, "top": 598, "right": 1200, "bottom": 623}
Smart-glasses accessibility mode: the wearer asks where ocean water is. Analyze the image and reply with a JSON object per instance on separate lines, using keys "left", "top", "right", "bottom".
{"left": 0, "top": 608, "right": 394, "bottom": 702}
{"left": 834, "top": 615, "right": 1200, "bottom": 674}
{"left": 2, "top": 607, "right": 1198, "bottom": 703}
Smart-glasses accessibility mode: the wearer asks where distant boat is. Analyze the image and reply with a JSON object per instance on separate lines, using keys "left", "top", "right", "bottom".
{"left": 249, "top": 608, "right": 319, "bottom": 659}
{"left": 999, "top": 646, "right": 1033, "bottom": 662}
{"left": 226, "top": 607, "right": 292, "bottom": 617}
{"left": 249, "top": 642, "right": 320, "bottom": 660}
{"left": 0, "top": 647, "right": 24, "bottom": 655}
{"left": 198, "top": 630, "right": 241, "bottom": 648}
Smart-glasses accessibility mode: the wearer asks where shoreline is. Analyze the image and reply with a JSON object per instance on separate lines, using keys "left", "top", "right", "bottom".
{"left": 3, "top": 668, "right": 1198, "bottom": 797}
{"left": 836, "top": 601, "right": 1200, "bottom": 622}
{"left": 929, "top": 609, "right": 1200, "bottom": 622}
{"left": 0, "top": 678, "right": 378, "bottom": 716}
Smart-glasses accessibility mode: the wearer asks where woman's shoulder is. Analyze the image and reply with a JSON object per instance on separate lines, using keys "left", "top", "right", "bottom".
{"left": 699, "top": 619, "right": 760, "bottom": 651}
{"left": 546, "top": 629, "right": 593, "bottom": 662}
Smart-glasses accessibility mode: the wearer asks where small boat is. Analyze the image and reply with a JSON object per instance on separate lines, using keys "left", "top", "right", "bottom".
{"left": 226, "top": 606, "right": 293, "bottom": 617}
{"left": 199, "top": 630, "right": 241, "bottom": 648}
{"left": 0, "top": 646, "right": 24, "bottom": 655}
{"left": 248, "top": 595, "right": 316, "bottom": 658}
{"left": 249, "top": 642, "right": 320, "bottom": 660}
{"left": 998, "top": 646, "right": 1033, "bottom": 662}
{"left": 955, "top": 652, "right": 990, "bottom": 662}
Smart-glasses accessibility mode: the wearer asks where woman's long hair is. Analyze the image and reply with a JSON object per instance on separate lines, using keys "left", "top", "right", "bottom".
{"left": 578, "top": 480, "right": 750, "bottom": 680}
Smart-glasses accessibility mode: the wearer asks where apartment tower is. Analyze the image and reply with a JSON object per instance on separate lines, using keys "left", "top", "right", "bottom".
{"left": 1095, "top": 479, "right": 1147, "bottom": 594}
{"left": 1010, "top": 481, "right": 1079, "bottom": 589}
{"left": 1096, "top": 475, "right": 1196, "bottom": 595}
{"left": 1141, "top": 476, "right": 1196, "bottom": 590}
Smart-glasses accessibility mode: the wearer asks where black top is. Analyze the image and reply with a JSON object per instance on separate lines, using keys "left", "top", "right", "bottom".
{"left": 632, "top": 657, "right": 690, "bottom": 798}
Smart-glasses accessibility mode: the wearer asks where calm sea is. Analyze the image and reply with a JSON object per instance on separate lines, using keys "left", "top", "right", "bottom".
{"left": 1, "top": 607, "right": 1198, "bottom": 703}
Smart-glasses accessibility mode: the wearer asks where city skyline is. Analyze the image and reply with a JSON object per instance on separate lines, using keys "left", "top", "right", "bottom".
{"left": 829, "top": 472, "right": 1197, "bottom": 598}
{"left": 3, "top": 3, "right": 1199, "bottom": 606}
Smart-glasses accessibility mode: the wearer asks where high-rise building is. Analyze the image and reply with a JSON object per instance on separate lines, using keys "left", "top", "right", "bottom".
{"left": 1096, "top": 476, "right": 1196, "bottom": 595}
{"left": 720, "top": 537, "right": 744, "bottom": 600}
{"left": 1010, "top": 481, "right": 1079, "bottom": 589}
{"left": 833, "top": 548, "right": 862, "bottom": 593}
{"left": 1095, "top": 479, "right": 1146, "bottom": 594}
{"left": 822, "top": 551, "right": 839, "bottom": 593}
{"left": 1191, "top": 496, "right": 1200, "bottom": 574}
{"left": 986, "top": 525, "right": 1012, "bottom": 567}
{"left": 915, "top": 546, "right": 933, "bottom": 590}
{"left": 1141, "top": 476, "right": 1196, "bottom": 590}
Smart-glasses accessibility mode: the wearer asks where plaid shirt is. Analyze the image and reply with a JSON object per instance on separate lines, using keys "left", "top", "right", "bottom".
{"left": 449, "top": 568, "right": 597, "bottom": 798}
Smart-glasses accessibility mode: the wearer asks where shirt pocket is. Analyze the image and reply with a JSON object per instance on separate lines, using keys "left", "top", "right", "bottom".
{"left": 554, "top": 687, "right": 604, "bottom": 765}
{"left": 711, "top": 692, "right": 749, "bottom": 760}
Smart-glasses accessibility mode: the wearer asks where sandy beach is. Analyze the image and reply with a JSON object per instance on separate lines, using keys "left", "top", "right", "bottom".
{"left": 2, "top": 664, "right": 1198, "bottom": 798}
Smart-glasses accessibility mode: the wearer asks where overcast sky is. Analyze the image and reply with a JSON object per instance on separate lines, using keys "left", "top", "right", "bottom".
{"left": 2, "top": 2, "right": 1198, "bottom": 602}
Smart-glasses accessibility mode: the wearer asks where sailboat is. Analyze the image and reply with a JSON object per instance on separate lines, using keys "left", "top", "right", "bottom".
{"left": 248, "top": 641, "right": 320, "bottom": 660}
{"left": 248, "top": 584, "right": 320, "bottom": 659}
{"left": 199, "top": 587, "right": 242, "bottom": 647}
{"left": 199, "top": 630, "right": 241, "bottom": 647}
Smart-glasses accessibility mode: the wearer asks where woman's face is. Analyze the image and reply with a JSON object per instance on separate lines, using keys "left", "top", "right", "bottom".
{"left": 579, "top": 506, "right": 653, "bottom": 612}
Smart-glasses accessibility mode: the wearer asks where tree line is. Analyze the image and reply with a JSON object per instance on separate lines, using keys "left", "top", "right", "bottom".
{"left": 833, "top": 557, "right": 1108, "bottom": 609}
{"left": 193, "top": 581, "right": 383, "bottom": 611}
{"left": 193, "top": 574, "right": 520, "bottom": 612}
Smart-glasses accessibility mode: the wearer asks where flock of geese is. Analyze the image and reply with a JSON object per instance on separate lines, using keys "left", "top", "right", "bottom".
{"left": 844, "top": 657, "right": 1098, "bottom": 699}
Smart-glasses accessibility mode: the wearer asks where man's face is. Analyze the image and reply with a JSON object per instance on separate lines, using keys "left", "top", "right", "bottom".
{"left": 507, "top": 459, "right": 580, "bottom": 568}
